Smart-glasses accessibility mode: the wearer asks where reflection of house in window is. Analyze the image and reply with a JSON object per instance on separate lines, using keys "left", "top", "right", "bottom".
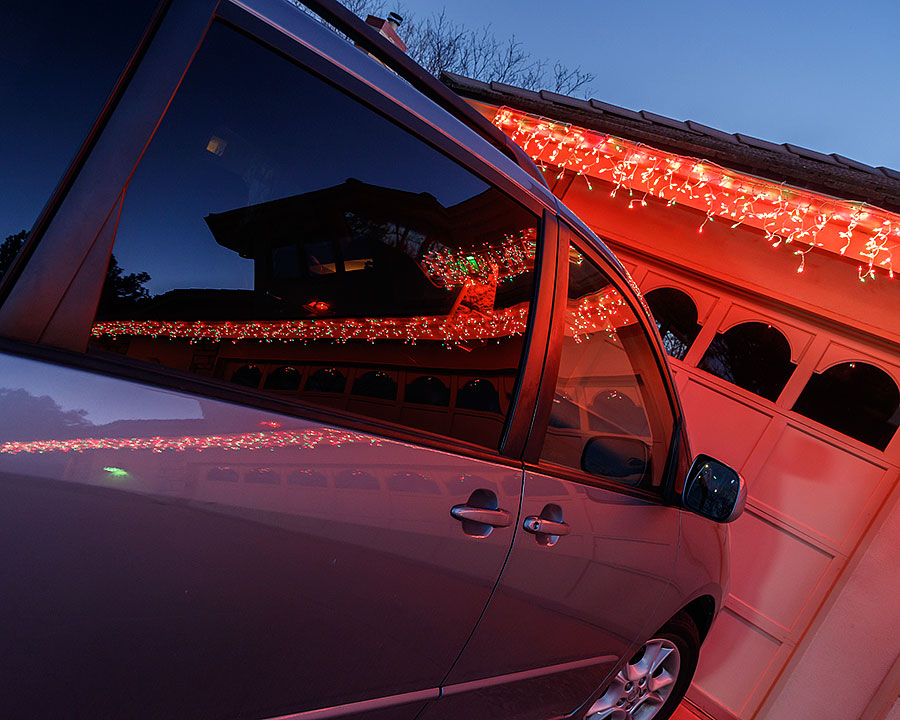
{"left": 405, "top": 376, "right": 450, "bottom": 406}
{"left": 199, "top": 178, "right": 532, "bottom": 321}
{"left": 456, "top": 379, "right": 500, "bottom": 413}
{"left": 94, "top": 179, "right": 536, "bottom": 451}
{"left": 352, "top": 371, "right": 398, "bottom": 400}
{"left": 264, "top": 366, "right": 301, "bottom": 390}
{"left": 792, "top": 362, "right": 900, "bottom": 450}
{"left": 644, "top": 287, "right": 701, "bottom": 361}
{"left": 306, "top": 368, "right": 346, "bottom": 393}
{"left": 231, "top": 364, "right": 262, "bottom": 388}
{"left": 699, "top": 322, "right": 795, "bottom": 402}
{"left": 589, "top": 390, "right": 650, "bottom": 437}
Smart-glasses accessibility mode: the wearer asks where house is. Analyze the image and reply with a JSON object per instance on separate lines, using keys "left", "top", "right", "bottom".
{"left": 441, "top": 71, "right": 900, "bottom": 720}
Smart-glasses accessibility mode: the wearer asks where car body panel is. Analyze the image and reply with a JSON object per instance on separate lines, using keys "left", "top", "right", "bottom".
{"left": 420, "top": 470, "right": 679, "bottom": 720}
{"left": 0, "top": 351, "right": 523, "bottom": 718}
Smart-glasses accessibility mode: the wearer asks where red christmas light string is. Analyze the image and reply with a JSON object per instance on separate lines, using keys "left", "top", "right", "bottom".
{"left": 91, "top": 287, "right": 627, "bottom": 344}
{"left": 421, "top": 229, "right": 537, "bottom": 288}
{"left": 492, "top": 107, "right": 898, "bottom": 281}
{"left": 0, "top": 427, "right": 384, "bottom": 456}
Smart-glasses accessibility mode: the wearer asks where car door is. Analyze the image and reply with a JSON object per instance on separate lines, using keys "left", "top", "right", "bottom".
{"left": 419, "top": 223, "right": 681, "bottom": 720}
{"left": 0, "top": 2, "right": 552, "bottom": 717}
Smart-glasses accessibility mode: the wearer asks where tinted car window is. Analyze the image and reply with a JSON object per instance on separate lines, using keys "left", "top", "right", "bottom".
{"left": 89, "top": 21, "right": 538, "bottom": 450}
{"left": 541, "top": 244, "right": 674, "bottom": 488}
{"left": 0, "top": 0, "right": 159, "bottom": 240}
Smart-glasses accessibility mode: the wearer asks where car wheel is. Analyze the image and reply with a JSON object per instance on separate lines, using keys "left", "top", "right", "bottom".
{"left": 584, "top": 612, "right": 700, "bottom": 720}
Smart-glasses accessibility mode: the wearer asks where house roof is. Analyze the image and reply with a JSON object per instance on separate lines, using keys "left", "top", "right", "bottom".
{"left": 441, "top": 72, "right": 900, "bottom": 215}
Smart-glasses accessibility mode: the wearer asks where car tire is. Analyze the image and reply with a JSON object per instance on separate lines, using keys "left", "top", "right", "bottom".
{"left": 583, "top": 612, "right": 700, "bottom": 720}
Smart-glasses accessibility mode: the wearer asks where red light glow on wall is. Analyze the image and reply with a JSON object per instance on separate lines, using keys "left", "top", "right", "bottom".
{"left": 493, "top": 107, "right": 899, "bottom": 281}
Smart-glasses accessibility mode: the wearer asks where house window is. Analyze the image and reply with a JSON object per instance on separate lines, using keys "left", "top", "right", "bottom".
{"left": 698, "top": 321, "right": 795, "bottom": 402}
{"left": 644, "top": 287, "right": 701, "bottom": 361}
{"left": 792, "top": 362, "right": 900, "bottom": 450}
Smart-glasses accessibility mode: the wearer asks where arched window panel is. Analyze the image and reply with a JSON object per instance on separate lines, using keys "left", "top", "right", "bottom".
{"left": 792, "top": 362, "right": 900, "bottom": 450}
{"left": 305, "top": 368, "right": 346, "bottom": 393}
{"left": 387, "top": 472, "right": 440, "bottom": 494}
{"left": 405, "top": 376, "right": 450, "bottom": 407}
{"left": 288, "top": 469, "right": 328, "bottom": 487}
{"left": 207, "top": 467, "right": 238, "bottom": 483}
{"left": 231, "top": 364, "right": 262, "bottom": 388}
{"left": 352, "top": 370, "right": 398, "bottom": 400}
{"left": 698, "top": 322, "right": 796, "bottom": 402}
{"left": 644, "top": 287, "right": 701, "bottom": 361}
{"left": 456, "top": 378, "right": 501, "bottom": 413}
{"left": 334, "top": 470, "right": 379, "bottom": 490}
{"left": 264, "top": 366, "right": 302, "bottom": 390}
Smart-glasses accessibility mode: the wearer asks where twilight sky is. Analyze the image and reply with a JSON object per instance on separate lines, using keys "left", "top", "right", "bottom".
{"left": 404, "top": 0, "right": 900, "bottom": 171}
{"left": 2, "top": 0, "right": 898, "bottom": 242}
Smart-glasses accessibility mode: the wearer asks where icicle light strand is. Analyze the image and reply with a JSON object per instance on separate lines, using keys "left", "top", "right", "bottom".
{"left": 493, "top": 107, "right": 898, "bottom": 281}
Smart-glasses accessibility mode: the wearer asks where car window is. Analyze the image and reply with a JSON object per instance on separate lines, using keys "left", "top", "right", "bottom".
{"left": 541, "top": 242, "right": 675, "bottom": 489}
{"left": 88, "top": 21, "right": 538, "bottom": 450}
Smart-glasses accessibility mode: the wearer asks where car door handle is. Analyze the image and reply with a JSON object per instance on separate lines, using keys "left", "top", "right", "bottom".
{"left": 523, "top": 516, "right": 571, "bottom": 536}
{"left": 451, "top": 505, "right": 512, "bottom": 527}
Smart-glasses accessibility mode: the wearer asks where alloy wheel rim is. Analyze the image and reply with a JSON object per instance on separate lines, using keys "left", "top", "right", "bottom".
{"left": 585, "top": 638, "right": 681, "bottom": 720}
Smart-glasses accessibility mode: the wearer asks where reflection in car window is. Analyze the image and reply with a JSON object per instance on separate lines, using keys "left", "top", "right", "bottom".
{"left": 89, "top": 22, "right": 538, "bottom": 450}
{"left": 541, "top": 245, "right": 674, "bottom": 489}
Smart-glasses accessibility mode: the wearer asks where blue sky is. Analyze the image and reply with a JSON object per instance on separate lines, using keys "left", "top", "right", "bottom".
{"left": 2, "top": 0, "right": 897, "bottom": 242}
{"left": 404, "top": 0, "right": 900, "bottom": 171}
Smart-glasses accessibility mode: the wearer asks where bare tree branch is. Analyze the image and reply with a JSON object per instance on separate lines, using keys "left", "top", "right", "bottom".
{"left": 287, "top": 0, "right": 595, "bottom": 98}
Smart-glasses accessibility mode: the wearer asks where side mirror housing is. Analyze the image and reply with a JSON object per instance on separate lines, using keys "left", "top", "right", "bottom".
{"left": 683, "top": 454, "right": 747, "bottom": 523}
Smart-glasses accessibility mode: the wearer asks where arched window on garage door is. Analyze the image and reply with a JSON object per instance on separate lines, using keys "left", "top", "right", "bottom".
{"left": 792, "top": 362, "right": 900, "bottom": 450}
{"left": 698, "top": 321, "right": 796, "bottom": 402}
{"left": 644, "top": 287, "right": 701, "bottom": 361}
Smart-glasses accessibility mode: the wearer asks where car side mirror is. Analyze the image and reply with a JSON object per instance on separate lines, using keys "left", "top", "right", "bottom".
{"left": 683, "top": 454, "right": 747, "bottom": 523}
{"left": 581, "top": 436, "right": 650, "bottom": 486}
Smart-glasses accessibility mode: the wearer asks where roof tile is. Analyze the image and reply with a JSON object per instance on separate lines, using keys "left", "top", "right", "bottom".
{"left": 539, "top": 90, "right": 594, "bottom": 112}
{"left": 783, "top": 143, "right": 838, "bottom": 165}
{"left": 640, "top": 110, "right": 695, "bottom": 133}
{"left": 589, "top": 99, "right": 647, "bottom": 122}
{"left": 686, "top": 120, "right": 736, "bottom": 143}
{"left": 878, "top": 166, "right": 900, "bottom": 181}
{"left": 489, "top": 81, "right": 542, "bottom": 102}
{"left": 831, "top": 154, "right": 877, "bottom": 174}
{"left": 441, "top": 71, "right": 490, "bottom": 93}
{"left": 735, "top": 133, "right": 787, "bottom": 154}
